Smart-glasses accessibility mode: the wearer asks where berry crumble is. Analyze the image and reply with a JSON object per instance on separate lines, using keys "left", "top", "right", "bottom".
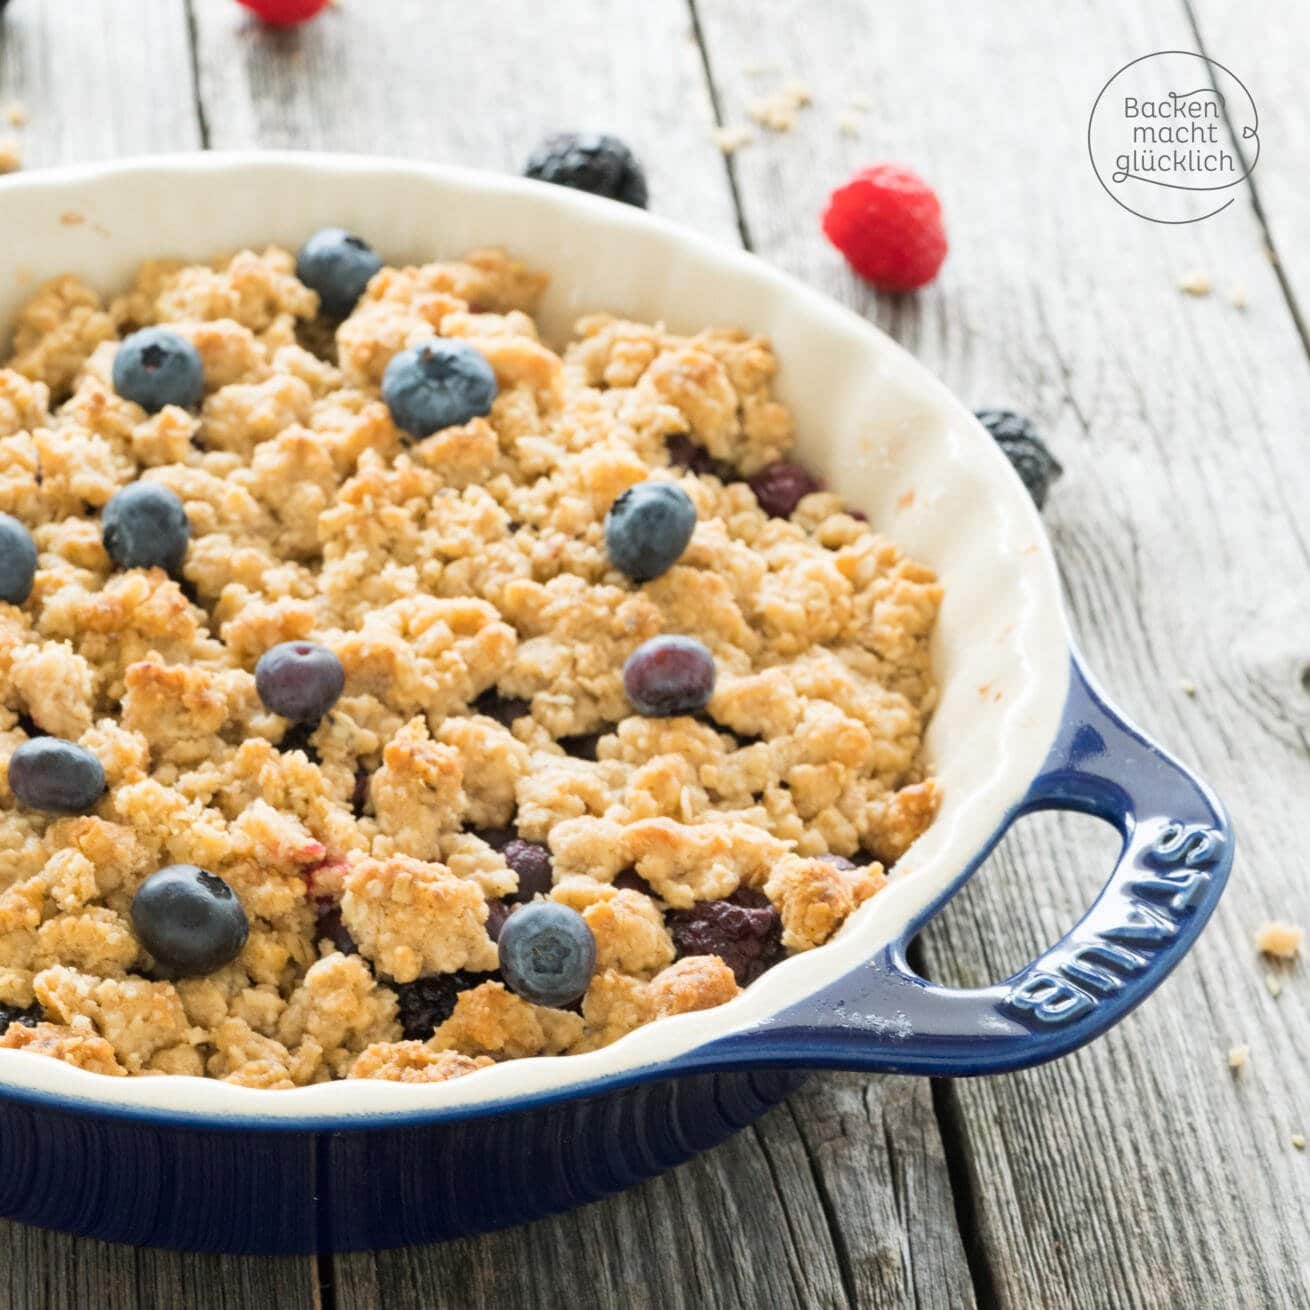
{"left": 0, "top": 234, "right": 941, "bottom": 1087}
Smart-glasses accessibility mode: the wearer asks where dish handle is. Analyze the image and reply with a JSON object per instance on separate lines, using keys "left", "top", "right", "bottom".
{"left": 690, "top": 656, "right": 1233, "bottom": 1077}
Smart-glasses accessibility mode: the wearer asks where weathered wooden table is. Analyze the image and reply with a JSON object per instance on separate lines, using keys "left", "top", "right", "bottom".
{"left": 1, "top": 1, "right": 1306, "bottom": 1306}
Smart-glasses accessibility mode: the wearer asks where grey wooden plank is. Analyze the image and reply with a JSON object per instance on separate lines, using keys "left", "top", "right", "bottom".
{"left": 0, "top": 1225, "right": 319, "bottom": 1310}
{"left": 694, "top": 0, "right": 1310, "bottom": 1306}
{"left": 1185, "top": 0, "right": 1310, "bottom": 347}
{"left": 0, "top": 0, "right": 201, "bottom": 166}
{"left": 190, "top": 2, "right": 978, "bottom": 1306}
{"left": 0, "top": 3, "right": 318, "bottom": 1306}
{"left": 337, "top": 1080, "right": 972, "bottom": 1310}
{"left": 188, "top": 0, "right": 740, "bottom": 246}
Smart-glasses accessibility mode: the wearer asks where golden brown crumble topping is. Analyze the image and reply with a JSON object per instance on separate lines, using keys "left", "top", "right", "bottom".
{"left": 0, "top": 242, "right": 940, "bottom": 1086}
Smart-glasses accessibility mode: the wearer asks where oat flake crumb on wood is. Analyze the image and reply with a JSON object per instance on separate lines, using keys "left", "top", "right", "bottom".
{"left": 1255, "top": 920, "right": 1303, "bottom": 959}
{"left": 712, "top": 125, "right": 755, "bottom": 154}
{"left": 748, "top": 80, "right": 814, "bottom": 132}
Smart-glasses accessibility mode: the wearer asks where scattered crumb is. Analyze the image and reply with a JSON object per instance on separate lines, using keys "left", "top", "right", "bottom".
{"left": 3, "top": 101, "right": 26, "bottom": 129}
{"left": 896, "top": 488, "right": 916, "bottom": 511}
{"left": 1227, "top": 1043, "right": 1249, "bottom": 1071}
{"left": 748, "top": 80, "right": 814, "bottom": 133}
{"left": 1294, "top": 1134, "right": 1306, "bottom": 1151}
{"left": 977, "top": 683, "right": 992, "bottom": 700}
{"left": 781, "top": 79, "right": 812, "bottom": 107}
{"left": 1255, "top": 920, "right": 1304, "bottom": 960}
{"left": 837, "top": 112, "right": 861, "bottom": 139}
{"left": 712, "top": 125, "right": 755, "bottom": 155}
{"left": 1178, "top": 271, "right": 1212, "bottom": 296}
{"left": 1179, "top": 678, "right": 1197, "bottom": 697}
{"left": 58, "top": 211, "right": 85, "bottom": 227}
{"left": 1230, "top": 284, "right": 1248, "bottom": 310}
{"left": 1266, "top": 973, "right": 1284, "bottom": 999}
{"left": 849, "top": 93, "right": 872, "bottom": 112}
{"left": 0, "top": 139, "right": 21, "bottom": 175}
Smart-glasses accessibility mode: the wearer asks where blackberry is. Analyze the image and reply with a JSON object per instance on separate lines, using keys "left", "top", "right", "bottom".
{"left": 974, "top": 409, "right": 1064, "bottom": 510}
{"left": 666, "top": 434, "right": 737, "bottom": 482}
{"left": 523, "top": 132, "right": 648, "bottom": 208}
{"left": 485, "top": 897, "right": 514, "bottom": 943}
{"left": 313, "top": 903, "right": 357, "bottom": 956}
{"left": 558, "top": 731, "right": 603, "bottom": 761}
{"left": 393, "top": 971, "right": 488, "bottom": 1039}
{"left": 0, "top": 1003, "right": 42, "bottom": 1035}
{"left": 613, "top": 868, "right": 658, "bottom": 897}
{"left": 473, "top": 826, "right": 515, "bottom": 852}
{"left": 747, "top": 461, "right": 822, "bottom": 518}
{"left": 504, "top": 839, "right": 553, "bottom": 901}
{"left": 473, "top": 688, "right": 531, "bottom": 728}
{"left": 666, "top": 887, "right": 782, "bottom": 985}
{"left": 350, "top": 768, "right": 369, "bottom": 817}
{"left": 278, "top": 720, "right": 321, "bottom": 764}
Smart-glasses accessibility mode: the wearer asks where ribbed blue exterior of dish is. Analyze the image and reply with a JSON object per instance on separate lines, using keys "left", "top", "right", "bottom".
{"left": 0, "top": 1068, "right": 806, "bottom": 1252}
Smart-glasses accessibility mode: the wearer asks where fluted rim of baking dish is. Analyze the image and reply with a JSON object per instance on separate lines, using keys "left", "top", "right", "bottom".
{"left": 0, "top": 153, "right": 1069, "bottom": 1123}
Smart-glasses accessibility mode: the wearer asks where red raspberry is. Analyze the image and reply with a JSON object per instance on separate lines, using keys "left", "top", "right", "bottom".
{"left": 237, "top": 0, "right": 330, "bottom": 26}
{"left": 822, "top": 164, "right": 947, "bottom": 292}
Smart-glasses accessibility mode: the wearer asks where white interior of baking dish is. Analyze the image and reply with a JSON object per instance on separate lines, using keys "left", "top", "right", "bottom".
{"left": 0, "top": 155, "right": 1069, "bottom": 1120}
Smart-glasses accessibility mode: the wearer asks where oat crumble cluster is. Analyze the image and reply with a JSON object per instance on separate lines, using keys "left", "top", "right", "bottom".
{"left": 0, "top": 240, "right": 941, "bottom": 1088}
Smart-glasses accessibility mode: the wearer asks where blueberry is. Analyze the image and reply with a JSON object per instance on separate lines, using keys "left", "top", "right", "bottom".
{"left": 381, "top": 340, "right": 498, "bottom": 439}
{"left": 503, "top": 838, "right": 553, "bottom": 901}
{"left": 524, "top": 133, "right": 649, "bottom": 208}
{"left": 0, "top": 513, "right": 36, "bottom": 605}
{"left": 666, "top": 888, "right": 782, "bottom": 985}
{"left": 747, "top": 460, "right": 822, "bottom": 518}
{"left": 604, "top": 481, "right": 697, "bottom": 583}
{"left": 101, "top": 482, "right": 190, "bottom": 573}
{"left": 622, "top": 635, "right": 716, "bottom": 717}
{"left": 7, "top": 738, "right": 105, "bottom": 814}
{"left": 0, "top": 1002, "right": 42, "bottom": 1035}
{"left": 296, "top": 227, "right": 383, "bottom": 318}
{"left": 255, "top": 641, "right": 345, "bottom": 723}
{"left": 973, "top": 410, "right": 1064, "bottom": 509}
{"left": 111, "top": 327, "right": 204, "bottom": 413}
{"left": 393, "top": 971, "right": 488, "bottom": 1039}
{"left": 131, "top": 864, "right": 249, "bottom": 977}
{"left": 498, "top": 901, "right": 596, "bottom": 1008}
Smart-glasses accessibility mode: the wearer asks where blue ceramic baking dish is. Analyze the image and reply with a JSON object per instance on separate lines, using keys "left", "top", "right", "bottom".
{"left": 0, "top": 156, "right": 1232, "bottom": 1252}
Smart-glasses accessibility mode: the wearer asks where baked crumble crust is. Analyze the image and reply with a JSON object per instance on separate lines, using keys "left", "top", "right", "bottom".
{"left": 0, "top": 243, "right": 941, "bottom": 1085}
